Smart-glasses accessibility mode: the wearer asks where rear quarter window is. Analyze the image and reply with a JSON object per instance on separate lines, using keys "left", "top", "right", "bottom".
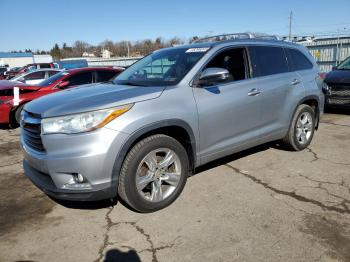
{"left": 248, "top": 46, "right": 289, "bottom": 77}
{"left": 285, "top": 48, "right": 313, "bottom": 71}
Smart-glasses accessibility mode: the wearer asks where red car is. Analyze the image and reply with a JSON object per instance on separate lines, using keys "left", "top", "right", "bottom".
{"left": 0, "top": 67, "right": 123, "bottom": 126}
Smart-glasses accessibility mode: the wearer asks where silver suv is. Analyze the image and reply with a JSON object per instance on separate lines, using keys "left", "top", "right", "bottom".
{"left": 21, "top": 35, "right": 324, "bottom": 212}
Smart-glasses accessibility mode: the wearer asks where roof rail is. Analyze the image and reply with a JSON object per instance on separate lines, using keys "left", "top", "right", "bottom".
{"left": 193, "top": 33, "right": 280, "bottom": 43}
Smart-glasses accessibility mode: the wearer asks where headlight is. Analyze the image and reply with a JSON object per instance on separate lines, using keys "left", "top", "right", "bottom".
{"left": 42, "top": 104, "right": 133, "bottom": 134}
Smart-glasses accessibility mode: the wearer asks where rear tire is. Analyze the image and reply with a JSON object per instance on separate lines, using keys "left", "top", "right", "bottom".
{"left": 282, "top": 104, "right": 315, "bottom": 151}
{"left": 118, "top": 134, "right": 189, "bottom": 213}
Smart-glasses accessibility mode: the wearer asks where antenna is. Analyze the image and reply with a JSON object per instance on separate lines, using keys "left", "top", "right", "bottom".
{"left": 289, "top": 11, "right": 293, "bottom": 41}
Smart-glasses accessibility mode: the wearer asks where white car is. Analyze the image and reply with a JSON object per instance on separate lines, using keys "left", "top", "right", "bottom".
{"left": 11, "top": 69, "right": 61, "bottom": 85}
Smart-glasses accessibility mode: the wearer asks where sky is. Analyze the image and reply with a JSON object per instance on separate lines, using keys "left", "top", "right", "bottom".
{"left": 1, "top": 0, "right": 350, "bottom": 52}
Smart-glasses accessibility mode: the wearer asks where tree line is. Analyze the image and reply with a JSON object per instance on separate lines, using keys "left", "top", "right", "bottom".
{"left": 48, "top": 37, "right": 201, "bottom": 60}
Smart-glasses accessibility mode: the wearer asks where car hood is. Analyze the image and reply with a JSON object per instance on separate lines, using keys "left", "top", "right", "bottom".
{"left": 325, "top": 70, "right": 350, "bottom": 85}
{"left": 25, "top": 83, "right": 166, "bottom": 118}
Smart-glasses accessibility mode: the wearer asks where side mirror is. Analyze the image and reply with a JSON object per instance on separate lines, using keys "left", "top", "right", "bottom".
{"left": 197, "top": 67, "right": 231, "bottom": 87}
{"left": 332, "top": 66, "right": 337, "bottom": 71}
{"left": 57, "top": 81, "right": 70, "bottom": 89}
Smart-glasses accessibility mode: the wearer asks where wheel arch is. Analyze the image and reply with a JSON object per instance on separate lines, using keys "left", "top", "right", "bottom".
{"left": 110, "top": 119, "right": 197, "bottom": 197}
{"left": 293, "top": 95, "right": 320, "bottom": 130}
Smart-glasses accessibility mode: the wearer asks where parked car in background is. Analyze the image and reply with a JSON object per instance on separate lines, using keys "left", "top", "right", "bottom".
{"left": 324, "top": 56, "right": 350, "bottom": 108}
{"left": 4, "top": 63, "right": 56, "bottom": 79}
{"left": 0, "top": 66, "right": 9, "bottom": 80}
{"left": 0, "top": 67, "right": 123, "bottom": 126}
{"left": 20, "top": 35, "right": 324, "bottom": 212}
{"left": 10, "top": 69, "right": 61, "bottom": 85}
{"left": 54, "top": 59, "right": 88, "bottom": 70}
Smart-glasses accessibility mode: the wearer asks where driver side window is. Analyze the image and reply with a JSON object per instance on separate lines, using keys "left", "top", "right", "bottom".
{"left": 203, "top": 47, "right": 248, "bottom": 85}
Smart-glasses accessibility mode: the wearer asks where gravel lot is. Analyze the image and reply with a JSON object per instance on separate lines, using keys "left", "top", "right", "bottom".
{"left": 0, "top": 111, "right": 349, "bottom": 262}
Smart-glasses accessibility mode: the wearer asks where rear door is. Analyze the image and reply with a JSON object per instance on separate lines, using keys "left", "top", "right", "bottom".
{"left": 248, "top": 45, "right": 301, "bottom": 138}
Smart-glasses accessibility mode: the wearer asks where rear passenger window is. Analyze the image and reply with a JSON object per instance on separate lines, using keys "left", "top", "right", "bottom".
{"left": 286, "top": 48, "right": 313, "bottom": 71}
{"left": 25, "top": 71, "right": 45, "bottom": 80}
{"left": 97, "top": 70, "right": 118, "bottom": 82}
{"left": 248, "top": 46, "right": 289, "bottom": 77}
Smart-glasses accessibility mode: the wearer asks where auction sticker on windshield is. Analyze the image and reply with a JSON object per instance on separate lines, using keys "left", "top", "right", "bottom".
{"left": 185, "top": 47, "right": 210, "bottom": 53}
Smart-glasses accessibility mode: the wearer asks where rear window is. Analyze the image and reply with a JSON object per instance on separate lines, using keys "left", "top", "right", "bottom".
{"left": 248, "top": 46, "right": 289, "bottom": 77}
{"left": 285, "top": 48, "right": 313, "bottom": 71}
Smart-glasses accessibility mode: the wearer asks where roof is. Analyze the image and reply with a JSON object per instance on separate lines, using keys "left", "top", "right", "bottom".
{"left": 66, "top": 67, "right": 123, "bottom": 74}
{"left": 0, "top": 52, "right": 33, "bottom": 58}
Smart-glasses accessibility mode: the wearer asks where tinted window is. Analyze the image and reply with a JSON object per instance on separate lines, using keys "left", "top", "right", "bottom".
{"left": 97, "top": 70, "right": 118, "bottom": 82}
{"left": 66, "top": 71, "right": 93, "bottom": 86}
{"left": 48, "top": 70, "right": 60, "bottom": 77}
{"left": 249, "top": 46, "right": 289, "bottom": 77}
{"left": 24, "top": 71, "right": 46, "bottom": 80}
{"left": 39, "top": 64, "right": 51, "bottom": 69}
{"left": 286, "top": 48, "right": 313, "bottom": 71}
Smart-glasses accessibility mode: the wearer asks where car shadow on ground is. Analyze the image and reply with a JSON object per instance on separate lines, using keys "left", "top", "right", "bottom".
{"left": 324, "top": 107, "right": 350, "bottom": 115}
{"left": 193, "top": 142, "right": 276, "bottom": 176}
{"left": 52, "top": 197, "right": 118, "bottom": 210}
{"left": 104, "top": 249, "right": 141, "bottom": 262}
{"left": 0, "top": 124, "right": 11, "bottom": 130}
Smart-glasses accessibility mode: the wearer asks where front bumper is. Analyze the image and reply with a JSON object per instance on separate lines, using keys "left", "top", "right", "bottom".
{"left": 21, "top": 127, "right": 130, "bottom": 201}
{"left": 0, "top": 103, "right": 11, "bottom": 124}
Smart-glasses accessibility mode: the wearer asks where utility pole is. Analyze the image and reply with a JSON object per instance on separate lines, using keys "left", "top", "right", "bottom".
{"left": 289, "top": 11, "right": 293, "bottom": 41}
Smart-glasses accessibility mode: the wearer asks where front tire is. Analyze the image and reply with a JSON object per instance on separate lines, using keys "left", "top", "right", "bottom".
{"left": 282, "top": 104, "right": 315, "bottom": 151}
{"left": 118, "top": 134, "right": 189, "bottom": 213}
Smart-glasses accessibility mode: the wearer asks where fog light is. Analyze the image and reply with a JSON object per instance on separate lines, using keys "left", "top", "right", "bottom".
{"left": 73, "top": 173, "right": 84, "bottom": 183}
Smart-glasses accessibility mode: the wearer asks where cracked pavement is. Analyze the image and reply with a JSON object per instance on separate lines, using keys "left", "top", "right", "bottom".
{"left": 0, "top": 112, "right": 349, "bottom": 262}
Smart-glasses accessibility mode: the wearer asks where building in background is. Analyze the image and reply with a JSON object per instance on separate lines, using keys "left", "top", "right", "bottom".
{"left": 0, "top": 52, "right": 33, "bottom": 68}
{"left": 298, "top": 36, "right": 350, "bottom": 72}
{"left": 102, "top": 49, "right": 112, "bottom": 59}
{"left": 33, "top": 54, "right": 53, "bottom": 64}
{"left": 0, "top": 52, "right": 53, "bottom": 68}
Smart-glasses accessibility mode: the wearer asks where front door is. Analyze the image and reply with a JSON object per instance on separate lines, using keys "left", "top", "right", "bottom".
{"left": 193, "top": 47, "right": 262, "bottom": 164}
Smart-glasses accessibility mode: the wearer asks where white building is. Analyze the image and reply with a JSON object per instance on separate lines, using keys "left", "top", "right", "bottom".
{"left": 0, "top": 52, "right": 53, "bottom": 68}
{"left": 0, "top": 52, "right": 34, "bottom": 68}
{"left": 102, "top": 49, "right": 113, "bottom": 59}
{"left": 82, "top": 52, "right": 96, "bottom": 57}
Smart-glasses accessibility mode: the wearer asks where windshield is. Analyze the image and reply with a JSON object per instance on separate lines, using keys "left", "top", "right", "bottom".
{"left": 113, "top": 47, "right": 209, "bottom": 86}
{"left": 12, "top": 72, "right": 28, "bottom": 81}
{"left": 338, "top": 56, "right": 350, "bottom": 70}
{"left": 38, "top": 71, "right": 67, "bottom": 87}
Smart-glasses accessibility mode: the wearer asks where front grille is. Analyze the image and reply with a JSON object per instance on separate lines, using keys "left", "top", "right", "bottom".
{"left": 328, "top": 85, "right": 350, "bottom": 97}
{"left": 22, "top": 111, "right": 45, "bottom": 152}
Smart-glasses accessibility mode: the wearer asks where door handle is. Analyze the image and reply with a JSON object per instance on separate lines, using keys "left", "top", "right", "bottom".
{"left": 248, "top": 88, "right": 261, "bottom": 96}
{"left": 291, "top": 79, "right": 300, "bottom": 85}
